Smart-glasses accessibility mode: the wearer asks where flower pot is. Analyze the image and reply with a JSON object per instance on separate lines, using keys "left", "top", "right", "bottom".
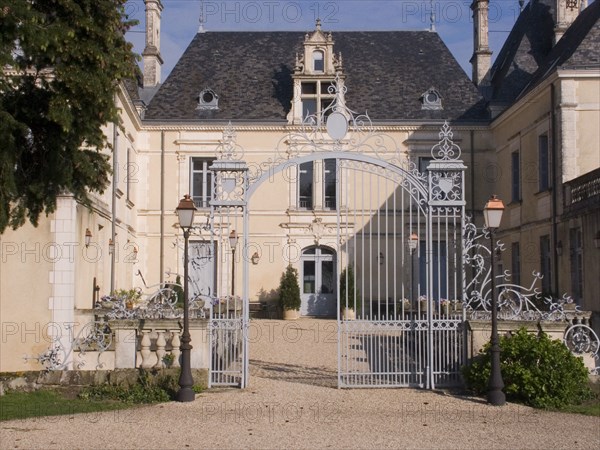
{"left": 342, "top": 307, "right": 355, "bottom": 320}
{"left": 440, "top": 303, "right": 450, "bottom": 315}
{"left": 283, "top": 309, "right": 300, "bottom": 320}
{"left": 452, "top": 301, "right": 463, "bottom": 312}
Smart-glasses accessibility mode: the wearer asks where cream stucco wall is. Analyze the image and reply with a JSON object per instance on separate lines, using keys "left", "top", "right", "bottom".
{"left": 491, "top": 72, "right": 600, "bottom": 311}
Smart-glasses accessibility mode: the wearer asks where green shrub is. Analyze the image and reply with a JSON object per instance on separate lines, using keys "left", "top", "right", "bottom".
{"left": 340, "top": 265, "right": 357, "bottom": 311}
{"left": 278, "top": 265, "right": 301, "bottom": 311}
{"left": 79, "top": 370, "right": 178, "bottom": 404}
{"left": 462, "top": 327, "right": 593, "bottom": 408}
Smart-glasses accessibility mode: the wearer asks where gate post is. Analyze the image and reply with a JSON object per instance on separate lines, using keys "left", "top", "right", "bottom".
{"left": 209, "top": 134, "right": 250, "bottom": 387}
{"left": 426, "top": 121, "right": 467, "bottom": 389}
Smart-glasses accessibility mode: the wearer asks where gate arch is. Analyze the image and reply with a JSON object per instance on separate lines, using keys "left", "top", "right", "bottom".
{"left": 207, "top": 79, "right": 466, "bottom": 389}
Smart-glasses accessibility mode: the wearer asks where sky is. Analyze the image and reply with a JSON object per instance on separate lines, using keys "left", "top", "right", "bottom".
{"left": 123, "top": 0, "right": 530, "bottom": 81}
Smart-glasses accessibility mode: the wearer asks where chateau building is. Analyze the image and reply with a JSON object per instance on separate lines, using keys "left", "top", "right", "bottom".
{"left": 1, "top": 0, "right": 598, "bottom": 372}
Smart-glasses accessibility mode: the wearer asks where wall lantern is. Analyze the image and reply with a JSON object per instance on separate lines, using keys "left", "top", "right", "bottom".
{"left": 251, "top": 252, "right": 260, "bottom": 265}
{"left": 85, "top": 228, "right": 92, "bottom": 247}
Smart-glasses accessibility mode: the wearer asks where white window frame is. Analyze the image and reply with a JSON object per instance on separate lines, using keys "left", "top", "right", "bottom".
{"left": 190, "top": 157, "right": 215, "bottom": 209}
{"left": 300, "top": 80, "right": 335, "bottom": 122}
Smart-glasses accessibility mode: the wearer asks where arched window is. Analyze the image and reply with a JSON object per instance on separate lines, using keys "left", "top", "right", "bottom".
{"left": 313, "top": 50, "right": 324, "bottom": 72}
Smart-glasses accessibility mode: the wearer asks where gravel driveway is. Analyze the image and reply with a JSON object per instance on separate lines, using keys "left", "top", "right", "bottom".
{"left": 1, "top": 319, "right": 598, "bottom": 449}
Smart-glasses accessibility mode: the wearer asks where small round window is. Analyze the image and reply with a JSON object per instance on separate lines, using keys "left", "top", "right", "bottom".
{"left": 202, "top": 91, "right": 214, "bottom": 103}
{"left": 426, "top": 92, "right": 439, "bottom": 103}
{"left": 197, "top": 89, "right": 219, "bottom": 110}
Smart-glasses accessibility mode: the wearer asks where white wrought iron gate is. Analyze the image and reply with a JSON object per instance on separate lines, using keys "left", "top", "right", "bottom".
{"left": 207, "top": 75, "right": 467, "bottom": 389}
{"left": 336, "top": 124, "right": 466, "bottom": 388}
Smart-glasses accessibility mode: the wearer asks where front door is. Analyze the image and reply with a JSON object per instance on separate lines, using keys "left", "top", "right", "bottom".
{"left": 300, "top": 246, "right": 336, "bottom": 317}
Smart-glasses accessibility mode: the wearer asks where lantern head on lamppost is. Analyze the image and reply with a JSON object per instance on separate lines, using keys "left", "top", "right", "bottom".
{"left": 175, "top": 194, "right": 197, "bottom": 402}
{"left": 483, "top": 195, "right": 504, "bottom": 230}
{"left": 229, "top": 230, "right": 239, "bottom": 249}
{"left": 408, "top": 232, "right": 419, "bottom": 254}
{"left": 176, "top": 194, "right": 196, "bottom": 230}
{"left": 483, "top": 194, "right": 505, "bottom": 406}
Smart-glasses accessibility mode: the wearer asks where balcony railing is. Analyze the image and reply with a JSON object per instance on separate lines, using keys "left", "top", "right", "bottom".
{"left": 564, "top": 168, "right": 600, "bottom": 211}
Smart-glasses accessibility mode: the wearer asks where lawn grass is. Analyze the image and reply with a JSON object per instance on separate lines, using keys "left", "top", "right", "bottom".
{"left": 558, "top": 400, "right": 600, "bottom": 416}
{"left": 0, "top": 389, "right": 132, "bottom": 421}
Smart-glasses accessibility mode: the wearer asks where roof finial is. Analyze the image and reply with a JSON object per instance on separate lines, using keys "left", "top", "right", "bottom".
{"left": 429, "top": 1, "right": 436, "bottom": 32}
{"left": 518, "top": 0, "right": 524, "bottom": 13}
{"left": 315, "top": 18, "right": 322, "bottom": 31}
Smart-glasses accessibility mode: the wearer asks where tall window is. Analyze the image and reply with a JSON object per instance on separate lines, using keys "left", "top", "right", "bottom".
{"left": 569, "top": 228, "right": 583, "bottom": 304}
{"left": 511, "top": 242, "right": 521, "bottom": 286}
{"left": 324, "top": 159, "right": 337, "bottom": 210}
{"left": 298, "top": 162, "right": 313, "bottom": 209}
{"left": 301, "top": 80, "right": 334, "bottom": 120}
{"left": 298, "top": 160, "right": 338, "bottom": 210}
{"left": 418, "top": 156, "right": 433, "bottom": 174}
{"left": 511, "top": 150, "right": 520, "bottom": 202}
{"left": 540, "top": 235, "right": 552, "bottom": 294}
{"left": 313, "top": 50, "right": 324, "bottom": 72}
{"left": 126, "top": 147, "right": 132, "bottom": 202}
{"left": 538, "top": 134, "right": 550, "bottom": 191}
{"left": 191, "top": 158, "right": 215, "bottom": 208}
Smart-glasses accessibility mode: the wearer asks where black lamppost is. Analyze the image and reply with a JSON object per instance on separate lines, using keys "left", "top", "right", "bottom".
{"left": 484, "top": 194, "right": 506, "bottom": 406}
{"left": 175, "top": 194, "right": 197, "bottom": 402}
{"left": 229, "top": 230, "right": 238, "bottom": 296}
{"left": 408, "top": 233, "right": 419, "bottom": 309}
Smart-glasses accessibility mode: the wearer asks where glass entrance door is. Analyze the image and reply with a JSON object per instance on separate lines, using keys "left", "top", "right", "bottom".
{"left": 300, "top": 246, "right": 336, "bottom": 317}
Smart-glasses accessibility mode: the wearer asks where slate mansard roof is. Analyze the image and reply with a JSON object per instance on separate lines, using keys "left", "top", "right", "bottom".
{"left": 143, "top": 31, "right": 487, "bottom": 123}
{"left": 522, "top": 0, "right": 600, "bottom": 97}
{"left": 490, "top": 0, "right": 600, "bottom": 105}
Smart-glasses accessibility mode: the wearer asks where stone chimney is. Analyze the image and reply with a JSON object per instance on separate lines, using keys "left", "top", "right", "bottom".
{"left": 142, "top": 0, "right": 164, "bottom": 88}
{"left": 470, "top": 0, "right": 492, "bottom": 87}
{"left": 555, "top": 0, "right": 588, "bottom": 43}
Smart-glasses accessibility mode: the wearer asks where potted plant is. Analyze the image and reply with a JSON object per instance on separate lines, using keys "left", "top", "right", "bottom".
{"left": 113, "top": 288, "right": 142, "bottom": 310}
{"left": 340, "top": 265, "right": 357, "bottom": 320}
{"left": 439, "top": 298, "right": 450, "bottom": 315}
{"left": 278, "top": 265, "right": 301, "bottom": 320}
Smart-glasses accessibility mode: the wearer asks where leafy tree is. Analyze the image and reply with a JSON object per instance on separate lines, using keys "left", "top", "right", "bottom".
{"left": 0, "top": 1, "right": 137, "bottom": 232}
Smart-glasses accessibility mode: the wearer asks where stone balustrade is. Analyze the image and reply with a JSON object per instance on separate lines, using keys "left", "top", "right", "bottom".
{"left": 109, "top": 319, "right": 210, "bottom": 370}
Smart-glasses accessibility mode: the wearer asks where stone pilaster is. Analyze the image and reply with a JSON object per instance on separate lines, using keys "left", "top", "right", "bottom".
{"left": 48, "top": 195, "right": 78, "bottom": 369}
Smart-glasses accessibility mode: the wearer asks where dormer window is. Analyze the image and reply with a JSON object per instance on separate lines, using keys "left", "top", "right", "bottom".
{"left": 301, "top": 80, "right": 335, "bottom": 121}
{"left": 197, "top": 89, "right": 219, "bottom": 110}
{"left": 313, "top": 50, "right": 324, "bottom": 72}
{"left": 288, "top": 21, "right": 345, "bottom": 124}
{"left": 420, "top": 88, "right": 443, "bottom": 110}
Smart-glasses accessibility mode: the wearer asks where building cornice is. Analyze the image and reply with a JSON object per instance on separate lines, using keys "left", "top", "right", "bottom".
{"left": 139, "top": 122, "right": 490, "bottom": 133}
{"left": 491, "top": 69, "right": 600, "bottom": 129}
